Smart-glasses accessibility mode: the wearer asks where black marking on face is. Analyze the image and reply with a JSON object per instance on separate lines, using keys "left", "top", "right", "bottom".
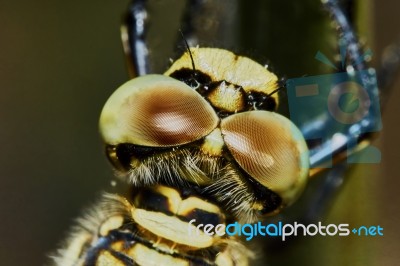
{"left": 181, "top": 209, "right": 223, "bottom": 227}
{"left": 106, "top": 144, "right": 172, "bottom": 171}
{"left": 248, "top": 176, "right": 282, "bottom": 215}
{"left": 246, "top": 91, "right": 277, "bottom": 111}
{"left": 168, "top": 68, "right": 212, "bottom": 90}
{"left": 133, "top": 187, "right": 173, "bottom": 216}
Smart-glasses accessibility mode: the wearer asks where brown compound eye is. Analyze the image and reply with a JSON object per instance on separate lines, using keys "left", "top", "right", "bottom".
{"left": 99, "top": 74, "right": 219, "bottom": 147}
{"left": 221, "top": 111, "right": 309, "bottom": 206}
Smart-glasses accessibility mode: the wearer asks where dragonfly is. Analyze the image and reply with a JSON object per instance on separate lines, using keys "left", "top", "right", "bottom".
{"left": 52, "top": 0, "right": 399, "bottom": 265}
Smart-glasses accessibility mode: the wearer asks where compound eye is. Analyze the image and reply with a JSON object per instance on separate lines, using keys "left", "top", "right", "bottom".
{"left": 100, "top": 75, "right": 219, "bottom": 147}
{"left": 221, "top": 111, "right": 309, "bottom": 206}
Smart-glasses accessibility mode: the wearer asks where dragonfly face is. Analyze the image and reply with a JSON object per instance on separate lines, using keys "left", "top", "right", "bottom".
{"left": 100, "top": 48, "right": 309, "bottom": 216}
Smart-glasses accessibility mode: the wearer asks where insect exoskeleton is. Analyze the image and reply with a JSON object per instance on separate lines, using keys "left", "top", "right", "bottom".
{"left": 97, "top": 47, "right": 309, "bottom": 264}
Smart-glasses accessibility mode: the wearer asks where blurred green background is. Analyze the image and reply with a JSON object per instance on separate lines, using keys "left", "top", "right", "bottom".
{"left": 0, "top": 0, "right": 399, "bottom": 265}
